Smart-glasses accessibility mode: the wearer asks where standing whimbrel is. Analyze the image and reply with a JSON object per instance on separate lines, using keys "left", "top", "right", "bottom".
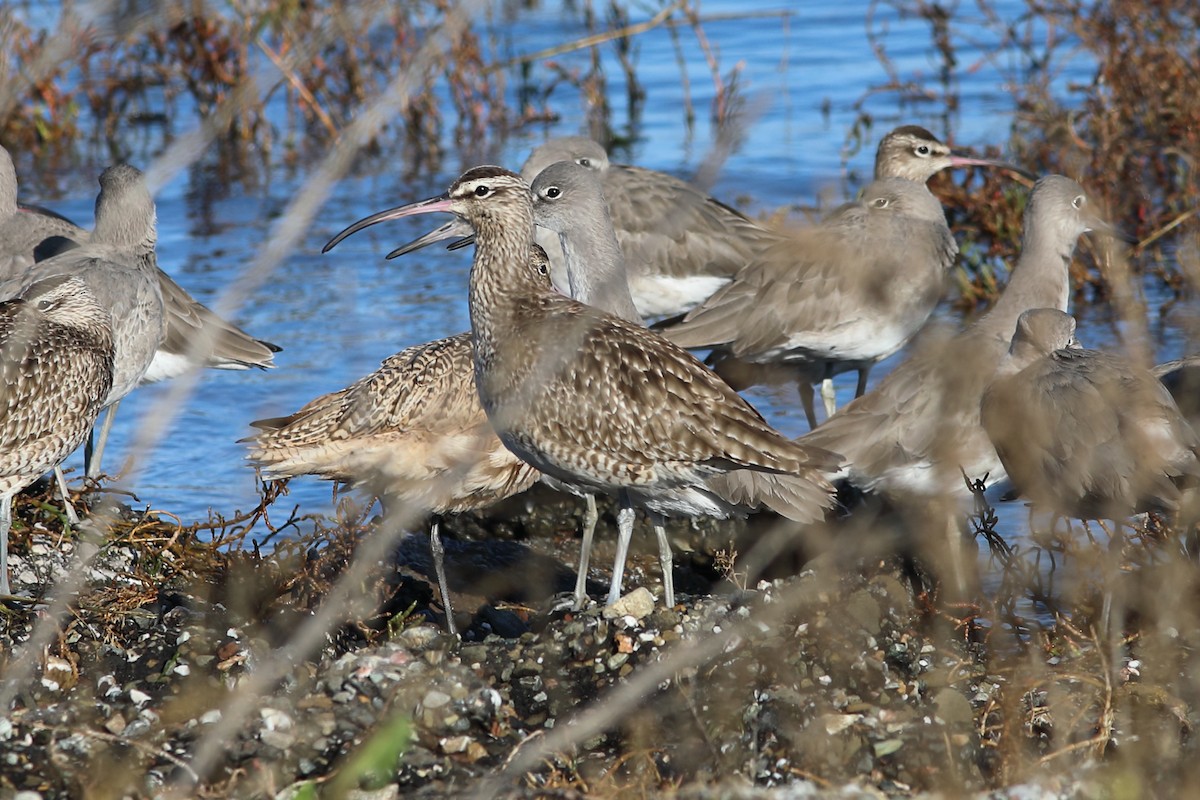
{"left": 528, "top": 160, "right": 839, "bottom": 606}
{"left": 0, "top": 275, "right": 114, "bottom": 595}
{"left": 0, "top": 148, "right": 279, "bottom": 475}
{"left": 270, "top": 159, "right": 640, "bottom": 628}
{"left": 243, "top": 330, "right": 540, "bottom": 635}
{"left": 272, "top": 161, "right": 639, "bottom": 629}
{"left": 0, "top": 164, "right": 166, "bottom": 478}
{"left": 983, "top": 308, "right": 1200, "bottom": 522}
{"left": 328, "top": 166, "right": 840, "bottom": 608}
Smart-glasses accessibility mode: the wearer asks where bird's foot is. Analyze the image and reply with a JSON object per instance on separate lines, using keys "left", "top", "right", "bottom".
{"left": 547, "top": 591, "right": 592, "bottom": 615}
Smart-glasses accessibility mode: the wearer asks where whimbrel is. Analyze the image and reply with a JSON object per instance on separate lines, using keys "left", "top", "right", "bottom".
{"left": 271, "top": 160, "right": 640, "bottom": 628}
{"left": 271, "top": 159, "right": 640, "bottom": 628}
{"left": 0, "top": 275, "right": 114, "bottom": 595}
{"left": 331, "top": 166, "right": 840, "bottom": 608}
{"left": 0, "top": 164, "right": 167, "bottom": 480}
{"left": 529, "top": 160, "right": 841, "bottom": 606}
{"left": 243, "top": 330, "right": 540, "bottom": 635}
{"left": 983, "top": 308, "right": 1200, "bottom": 521}
{"left": 0, "top": 149, "right": 279, "bottom": 476}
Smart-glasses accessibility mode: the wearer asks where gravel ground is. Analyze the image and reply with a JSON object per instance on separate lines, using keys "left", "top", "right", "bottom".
{"left": 0, "top": 484, "right": 1188, "bottom": 798}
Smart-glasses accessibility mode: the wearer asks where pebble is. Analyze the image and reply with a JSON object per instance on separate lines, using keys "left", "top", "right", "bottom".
{"left": 421, "top": 689, "right": 451, "bottom": 709}
{"left": 602, "top": 587, "right": 656, "bottom": 620}
{"left": 0, "top": 514, "right": 1123, "bottom": 800}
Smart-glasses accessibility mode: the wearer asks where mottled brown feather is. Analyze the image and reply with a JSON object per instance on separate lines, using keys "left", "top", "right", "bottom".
{"left": 245, "top": 332, "right": 538, "bottom": 515}
{"left": 459, "top": 168, "right": 839, "bottom": 523}
{"left": 0, "top": 275, "right": 114, "bottom": 497}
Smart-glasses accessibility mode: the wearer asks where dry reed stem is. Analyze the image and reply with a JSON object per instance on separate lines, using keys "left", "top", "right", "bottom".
{"left": 491, "top": 0, "right": 687, "bottom": 73}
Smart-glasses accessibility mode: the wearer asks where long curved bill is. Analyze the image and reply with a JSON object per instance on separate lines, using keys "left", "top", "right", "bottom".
{"left": 947, "top": 152, "right": 1035, "bottom": 181}
{"left": 386, "top": 217, "right": 475, "bottom": 260}
{"left": 322, "top": 193, "right": 455, "bottom": 254}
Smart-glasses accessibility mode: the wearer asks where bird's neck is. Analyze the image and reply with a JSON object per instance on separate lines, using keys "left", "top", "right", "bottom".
{"left": 558, "top": 222, "right": 641, "bottom": 324}
{"left": 978, "top": 235, "right": 1074, "bottom": 345}
{"left": 468, "top": 206, "right": 540, "bottom": 356}
{"left": 94, "top": 215, "right": 158, "bottom": 259}
{"left": 0, "top": 161, "right": 17, "bottom": 218}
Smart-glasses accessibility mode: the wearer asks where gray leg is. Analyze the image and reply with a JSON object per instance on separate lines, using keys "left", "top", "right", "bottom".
{"left": 54, "top": 467, "right": 80, "bottom": 526}
{"left": 1, "top": 495, "right": 11, "bottom": 596}
{"left": 608, "top": 494, "right": 636, "bottom": 606}
{"left": 1100, "top": 520, "right": 1125, "bottom": 650}
{"left": 820, "top": 377, "right": 837, "bottom": 419}
{"left": 651, "top": 513, "right": 675, "bottom": 607}
{"left": 798, "top": 381, "right": 819, "bottom": 430}
{"left": 855, "top": 366, "right": 870, "bottom": 398}
{"left": 573, "top": 494, "right": 598, "bottom": 610}
{"left": 87, "top": 402, "right": 119, "bottom": 479}
{"left": 429, "top": 517, "right": 457, "bottom": 636}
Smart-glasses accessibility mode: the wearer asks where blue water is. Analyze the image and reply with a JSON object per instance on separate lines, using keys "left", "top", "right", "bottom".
{"left": 9, "top": 1, "right": 1190, "bottom": 562}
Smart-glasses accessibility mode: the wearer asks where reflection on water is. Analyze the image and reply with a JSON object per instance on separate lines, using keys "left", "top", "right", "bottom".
{"left": 21, "top": 2, "right": 1195, "bottom": 593}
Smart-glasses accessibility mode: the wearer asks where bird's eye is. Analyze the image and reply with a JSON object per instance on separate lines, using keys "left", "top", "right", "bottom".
{"left": 545, "top": 186, "right": 562, "bottom": 199}
{"left": 474, "top": 184, "right": 491, "bottom": 197}
{"left": 536, "top": 261, "right": 549, "bottom": 276}
{"left": 1072, "top": 194, "right": 1085, "bottom": 209}
{"left": 916, "top": 145, "right": 930, "bottom": 156}
{"left": 871, "top": 197, "right": 889, "bottom": 208}
{"left": 37, "top": 299, "right": 55, "bottom": 311}
{"left": 577, "top": 157, "right": 592, "bottom": 168}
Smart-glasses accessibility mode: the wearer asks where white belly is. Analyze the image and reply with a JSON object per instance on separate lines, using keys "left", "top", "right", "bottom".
{"left": 629, "top": 274, "right": 731, "bottom": 318}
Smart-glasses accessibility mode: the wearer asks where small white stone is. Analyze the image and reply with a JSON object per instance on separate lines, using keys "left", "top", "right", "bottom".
{"left": 260, "top": 708, "right": 293, "bottom": 731}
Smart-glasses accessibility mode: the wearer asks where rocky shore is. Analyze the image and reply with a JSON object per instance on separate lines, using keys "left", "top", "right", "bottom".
{"left": 0, "top": 482, "right": 1193, "bottom": 798}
